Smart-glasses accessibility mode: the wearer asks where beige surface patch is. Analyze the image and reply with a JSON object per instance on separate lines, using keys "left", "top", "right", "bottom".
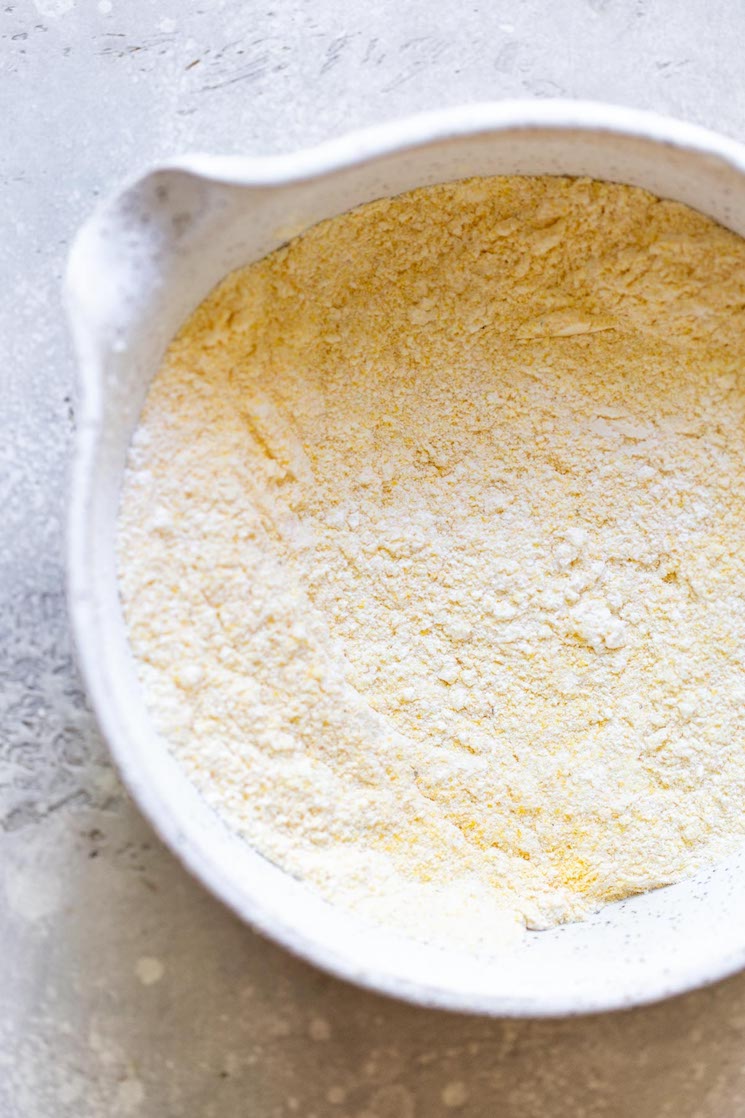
{"left": 118, "top": 175, "right": 745, "bottom": 949}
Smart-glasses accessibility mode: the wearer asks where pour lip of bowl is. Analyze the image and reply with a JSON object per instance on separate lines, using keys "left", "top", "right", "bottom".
{"left": 65, "top": 101, "right": 745, "bottom": 1017}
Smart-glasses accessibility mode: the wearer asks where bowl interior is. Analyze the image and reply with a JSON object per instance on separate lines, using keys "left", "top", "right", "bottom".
{"left": 67, "top": 109, "right": 745, "bottom": 1015}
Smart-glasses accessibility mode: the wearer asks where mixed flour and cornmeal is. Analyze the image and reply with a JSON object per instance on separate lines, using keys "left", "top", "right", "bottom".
{"left": 118, "top": 176, "right": 745, "bottom": 950}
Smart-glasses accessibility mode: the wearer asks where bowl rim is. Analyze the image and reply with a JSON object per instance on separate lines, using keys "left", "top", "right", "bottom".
{"left": 66, "top": 99, "right": 745, "bottom": 1017}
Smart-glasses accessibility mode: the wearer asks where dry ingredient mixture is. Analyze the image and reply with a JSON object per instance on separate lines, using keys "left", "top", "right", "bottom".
{"left": 118, "top": 176, "right": 745, "bottom": 951}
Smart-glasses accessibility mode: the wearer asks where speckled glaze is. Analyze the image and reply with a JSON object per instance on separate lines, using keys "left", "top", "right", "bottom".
{"left": 66, "top": 102, "right": 745, "bottom": 1016}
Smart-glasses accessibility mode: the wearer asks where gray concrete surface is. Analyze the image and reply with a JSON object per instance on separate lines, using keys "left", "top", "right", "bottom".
{"left": 4, "top": 1, "right": 745, "bottom": 1114}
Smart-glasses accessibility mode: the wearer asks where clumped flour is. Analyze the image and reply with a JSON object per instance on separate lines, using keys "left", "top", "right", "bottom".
{"left": 118, "top": 176, "right": 745, "bottom": 951}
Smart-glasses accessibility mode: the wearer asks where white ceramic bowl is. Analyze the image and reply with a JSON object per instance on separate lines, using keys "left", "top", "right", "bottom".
{"left": 66, "top": 101, "right": 745, "bottom": 1016}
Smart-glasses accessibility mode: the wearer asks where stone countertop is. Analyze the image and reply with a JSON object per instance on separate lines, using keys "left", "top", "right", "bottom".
{"left": 4, "top": 1, "right": 745, "bottom": 1114}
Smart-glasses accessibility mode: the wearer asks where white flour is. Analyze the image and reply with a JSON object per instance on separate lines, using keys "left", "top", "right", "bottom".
{"left": 118, "top": 175, "right": 745, "bottom": 951}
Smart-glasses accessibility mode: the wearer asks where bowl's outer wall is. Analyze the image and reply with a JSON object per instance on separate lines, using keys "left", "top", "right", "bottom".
{"left": 66, "top": 103, "right": 745, "bottom": 1016}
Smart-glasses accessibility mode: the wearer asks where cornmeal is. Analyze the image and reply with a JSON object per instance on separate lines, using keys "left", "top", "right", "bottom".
{"left": 118, "top": 176, "right": 745, "bottom": 950}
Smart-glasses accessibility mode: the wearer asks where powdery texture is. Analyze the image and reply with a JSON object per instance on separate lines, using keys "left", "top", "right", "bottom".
{"left": 118, "top": 176, "right": 745, "bottom": 949}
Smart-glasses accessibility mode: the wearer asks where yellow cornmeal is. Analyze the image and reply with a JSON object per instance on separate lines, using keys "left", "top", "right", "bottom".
{"left": 118, "top": 176, "right": 745, "bottom": 950}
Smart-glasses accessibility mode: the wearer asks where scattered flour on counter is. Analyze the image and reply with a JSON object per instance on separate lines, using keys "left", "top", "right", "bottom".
{"left": 118, "top": 175, "right": 745, "bottom": 951}
{"left": 134, "top": 957, "right": 164, "bottom": 986}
